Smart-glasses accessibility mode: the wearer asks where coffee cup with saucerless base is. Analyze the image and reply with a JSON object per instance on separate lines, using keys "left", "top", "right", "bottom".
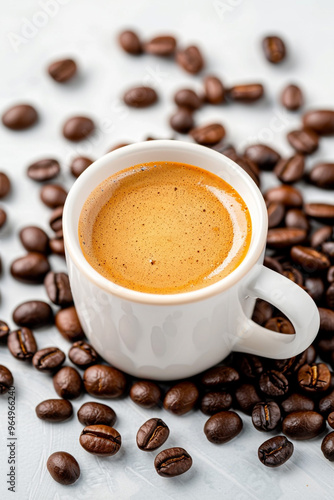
{"left": 63, "top": 140, "right": 319, "bottom": 381}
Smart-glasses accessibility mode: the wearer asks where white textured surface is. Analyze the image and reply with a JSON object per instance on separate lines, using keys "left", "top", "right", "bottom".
{"left": 1, "top": 1, "right": 334, "bottom": 499}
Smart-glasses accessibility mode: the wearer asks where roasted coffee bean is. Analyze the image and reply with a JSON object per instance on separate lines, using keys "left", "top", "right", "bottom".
{"left": 262, "top": 36, "right": 286, "bottom": 64}
{"left": 328, "top": 412, "right": 334, "bottom": 428}
{"left": 176, "top": 45, "right": 204, "bottom": 74}
{"left": 123, "top": 86, "right": 157, "bottom": 108}
{"left": 49, "top": 206, "right": 63, "bottom": 232}
{"left": 267, "top": 201, "right": 285, "bottom": 228}
{"left": 306, "top": 345, "right": 317, "bottom": 365}
{"left": 328, "top": 266, "right": 334, "bottom": 283}
{"left": 244, "top": 144, "right": 281, "bottom": 171}
{"left": 2, "top": 104, "right": 38, "bottom": 130}
{"left": 130, "top": 380, "right": 162, "bottom": 408}
{"left": 273, "top": 356, "right": 297, "bottom": 374}
{"left": 0, "top": 365, "right": 14, "bottom": 394}
{"left": 265, "top": 317, "right": 295, "bottom": 334}
{"left": 33, "top": 347, "right": 65, "bottom": 371}
{"left": 285, "top": 209, "right": 310, "bottom": 231}
{"left": 44, "top": 272, "right": 73, "bottom": 307}
{"left": 163, "top": 381, "right": 199, "bottom": 415}
{"left": 258, "top": 436, "right": 293, "bottom": 467}
{"left": 204, "top": 411, "right": 243, "bottom": 444}
{"left": 69, "top": 341, "right": 98, "bottom": 369}
{"left": 63, "top": 116, "right": 95, "bottom": 141}
{"left": 319, "top": 391, "right": 334, "bottom": 417}
{"left": 304, "top": 203, "right": 334, "bottom": 224}
{"left": 190, "top": 123, "right": 225, "bottom": 146}
{"left": 259, "top": 370, "right": 289, "bottom": 397}
{"left": 252, "top": 300, "right": 274, "bottom": 325}
{"left": 48, "top": 58, "right": 77, "bottom": 82}
{"left": 77, "top": 402, "right": 116, "bottom": 427}
{"left": 0, "top": 320, "right": 10, "bottom": 342}
{"left": 281, "top": 393, "right": 315, "bottom": 414}
{"left": 204, "top": 75, "right": 225, "bottom": 104}
{"left": 40, "top": 183, "right": 67, "bottom": 209}
{"left": 282, "top": 411, "right": 325, "bottom": 440}
{"left": 264, "top": 185, "right": 303, "bottom": 207}
{"left": 274, "top": 155, "right": 305, "bottom": 184}
{"left": 267, "top": 228, "right": 307, "bottom": 249}
{"left": 144, "top": 35, "right": 176, "bottom": 56}
{"left": 83, "top": 364, "right": 126, "bottom": 398}
{"left": 155, "top": 447, "right": 192, "bottom": 477}
{"left": 70, "top": 156, "right": 93, "bottom": 178}
{"left": 11, "top": 252, "right": 50, "bottom": 284}
{"left": 200, "top": 391, "right": 232, "bottom": 415}
{"left": 7, "top": 327, "right": 37, "bottom": 360}
{"left": 228, "top": 84, "right": 264, "bottom": 103}
{"left": 304, "top": 277, "right": 324, "bottom": 303}
{"left": 298, "top": 363, "right": 331, "bottom": 394}
{"left": 0, "top": 208, "right": 6, "bottom": 229}
{"left": 311, "top": 226, "right": 333, "bottom": 249}
{"left": 234, "top": 353, "right": 266, "bottom": 378}
{"left": 252, "top": 401, "right": 281, "bottom": 432}
{"left": 12, "top": 300, "right": 53, "bottom": 329}
{"left": 53, "top": 366, "right": 82, "bottom": 399}
{"left": 201, "top": 365, "right": 239, "bottom": 388}
{"left": 326, "top": 283, "right": 334, "bottom": 309}
{"left": 309, "top": 162, "right": 334, "bottom": 189}
{"left": 291, "top": 245, "right": 330, "bottom": 271}
{"left": 287, "top": 129, "right": 319, "bottom": 155}
{"left": 27, "top": 158, "right": 60, "bottom": 182}
{"left": 19, "top": 226, "right": 49, "bottom": 254}
{"left": 303, "top": 110, "right": 334, "bottom": 136}
{"left": 49, "top": 232, "right": 65, "bottom": 256}
{"left": 169, "top": 108, "right": 194, "bottom": 133}
{"left": 119, "top": 30, "right": 142, "bottom": 55}
{"left": 322, "top": 241, "right": 334, "bottom": 257}
{"left": 0, "top": 172, "right": 10, "bottom": 198}
{"left": 264, "top": 256, "right": 284, "bottom": 274}
{"left": 136, "top": 418, "right": 169, "bottom": 451}
{"left": 36, "top": 399, "right": 73, "bottom": 422}
{"left": 235, "top": 383, "right": 261, "bottom": 415}
{"left": 55, "top": 306, "right": 84, "bottom": 342}
{"left": 232, "top": 154, "right": 261, "bottom": 187}
{"left": 317, "top": 338, "right": 334, "bottom": 363}
{"left": 281, "top": 84, "right": 303, "bottom": 111}
{"left": 47, "top": 452, "right": 80, "bottom": 485}
{"left": 80, "top": 424, "right": 121, "bottom": 456}
{"left": 282, "top": 264, "right": 304, "bottom": 286}
{"left": 174, "top": 88, "right": 202, "bottom": 110}
{"left": 321, "top": 432, "right": 334, "bottom": 461}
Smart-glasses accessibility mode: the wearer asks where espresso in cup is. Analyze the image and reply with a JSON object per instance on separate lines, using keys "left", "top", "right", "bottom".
{"left": 79, "top": 161, "right": 252, "bottom": 294}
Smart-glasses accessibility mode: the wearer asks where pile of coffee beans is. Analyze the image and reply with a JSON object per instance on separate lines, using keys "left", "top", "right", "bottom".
{"left": 1, "top": 27, "right": 334, "bottom": 487}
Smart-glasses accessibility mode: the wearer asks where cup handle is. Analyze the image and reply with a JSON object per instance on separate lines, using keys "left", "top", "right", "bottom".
{"left": 234, "top": 266, "right": 320, "bottom": 359}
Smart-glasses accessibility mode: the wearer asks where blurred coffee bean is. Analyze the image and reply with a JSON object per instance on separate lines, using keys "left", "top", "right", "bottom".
{"left": 47, "top": 452, "right": 80, "bottom": 485}
{"left": 48, "top": 58, "right": 77, "bottom": 83}
{"left": 118, "top": 30, "right": 142, "bottom": 55}
{"left": 19, "top": 226, "right": 49, "bottom": 254}
{"left": 69, "top": 341, "right": 98, "bottom": 369}
{"left": 310, "top": 226, "right": 333, "bottom": 249}
{"left": 2, "top": 104, "right": 38, "bottom": 130}
{"left": 33, "top": 347, "right": 65, "bottom": 372}
{"left": 176, "top": 45, "right": 204, "bottom": 74}
{"left": 304, "top": 277, "right": 324, "bottom": 303}
{"left": 234, "top": 353, "right": 266, "bottom": 378}
{"left": 36, "top": 399, "right": 73, "bottom": 422}
{"left": 136, "top": 418, "right": 169, "bottom": 451}
{"left": 258, "top": 436, "right": 293, "bottom": 468}
{"left": 264, "top": 185, "right": 303, "bottom": 207}
{"left": 285, "top": 209, "right": 309, "bottom": 231}
{"left": 0, "top": 172, "right": 11, "bottom": 198}
{"left": 274, "top": 154, "right": 305, "bottom": 184}
{"left": 322, "top": 241, "right": 334, "bottom": 258}
{"left": 169, "top": 108, "right": 194, "bottom": 133}
{"left": 304, "top": 203, "right": 334, "bottom": 224}
{"left": 303, "top": 110, "right": 334, "bottom": 136}
{"left": 200, "top": 391, "right": 232, "bottom": 415}
{"left": 0, "top": 365, "right": 14, "bottom": 394}
{"left": 70, "top": 156, "right": 93, "bottom": 178}
{"left": 27, "top": 158, "right": 60, "bottom": 182}
{"left": 10, "top": 253, "right": 50, "bottom": 284}
{"left": 154, "top": 447, "right": 192, "bottom": 477}
{"left": 201, "top": 365, "right": 239, "bottom": 388}
{"left": 298, "top": 363, "right": 331, "bottom": 393}
{"left": 123, "top": 87, "right": 157, "bottom": 107}
{"left": 252, "top": 401, "right": 281, "bottom": 432}
{"left": 13, "top": 300, "right": 53, "bottom": 329}
{"left": 328, "top": 412, "right": 334, "bottom": 429}
{"left": 244, "top": 144, "right": 280, "bottom": 170}
{"left": 319, "top": 391, "right": 334, "bottom": 416}
{"left": 0, "top": 208, "right": 6, "bottom": 229}
{"left": 282, "top": 264, "right": 303, "bottom": 286}
{"left": 108, "top": 143, "right": 130, "bottom": 152}
{"left": 190, "top": 123, "right": 225, "bottom": 145}
{"left": 204, "top": 75, "right": 225, "bottom": 104}
{"left": 63, "top": 116, "right": 95, "bottom": 141}
{"left": 44, "top": 272, "right": 73, "bottom": 307}
{"left": 290, "top": 245, "right": 330, "bottom": 271}
{"left": 80, "top": 424, "right": 121, "bottom": 456}
{"left": 40, "top": 184, "right": 67, "bottom": 209}
{"left": 228, "top": 84, "right": 264, "bottom": 103}
{"left": 264, "top": 317, "right": 294, "bottom": 334}
{"left": 262, "top": 36, "right": 286, "bottom": 63}
{"left": 0, "top": 320, "right": 10, "bottom": 342}
{"left": 77, "top": 402, "right": 116, "bottom": 427}
{"left": 235, "top": 383, "right": 261, "bottom": 415}
{"left": 267, "top": 228, "right": 307, "bottom": 249}
{"left": 281, "top": 84, "right": 303, "bottom": 111}
{"left": 267, "top": 201, "right": 285, "bottom": 228}
{"left": 228, "top": 153, "right": 260, "bottom": 187}
{"left": 7, "top": 327, "right": 37, "bottom": 360}
{"left": 144, "top": 35, "right": 176, "bottom": 56}
{"left": 282, "top": 411, "right": 325, "bottom": 440}
{"left": 55, "top": 306, "right": 84, "bottom": 342}
{"left": 287, "top": 129, "right": 319, "bottom": 155}
{"left": 83, "top": 364, "right": 126, "bottom": 398}
{"left": 306, "top": 345, "right": 317, "bottom": 365}
{"left": 204, "top": 411, "right": 243, "bottom": 444}
{"left": 163, "top": 381, "right": 199, "bottom": 415}
{"left": 281, "top": 393, "right": 315, "bottom": 414}
{"left": 174, "top": 88, "right": 202, "bottom": 110}
{"left": 309, "top": 163, "right": 334, "bottom": 189}
{"left": 264, "top": 256, "right": 283, "bottom": 274}
{"left": 328, "top": 266, "right": 334, "bottom": 283}
{"left": 53, "top": 366, "right": 82, "bottom": 399}
{"left": 326, "top": 283, "right": 334, "bottom": 309}
{"left": 130, "top": 380, "right": 162, "bottom": 408}
{"left": 252, "top": 299, "right": 274, "bottom": 325}
{"left": 259, "top": 370, "right": 289, "bottom": 397}
{"left": 49, "top": 232, "right": 65, "bottom": 256}
{"left": 49, "top": 206, "right": 63, "bottom": 232}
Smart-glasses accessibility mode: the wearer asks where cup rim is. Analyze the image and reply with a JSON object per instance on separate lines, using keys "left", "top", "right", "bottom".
{"left": 63, "top": 140, "right": 267, "bottom": 305}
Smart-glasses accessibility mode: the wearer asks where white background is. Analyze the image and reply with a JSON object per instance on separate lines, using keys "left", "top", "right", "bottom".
{"left": 1, "top": 0, "right": 334, "bottom": 499}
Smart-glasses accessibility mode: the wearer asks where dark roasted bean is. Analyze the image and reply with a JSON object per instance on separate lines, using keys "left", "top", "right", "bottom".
{"left": 83, "top": 364, "right": 126, "bottom": 398}
{"left": 282, "top": 411, "right": 325, "bottom": 440}
{"left": 49, "top": 206, "right": 63, "bottom": 232}
{"left": 328, "top": 266, "right": 334, "bottom": 283}
{"left": 228, "top": 84, "right": 264, "bottom": 103}
{"left": 136, "top": 418, "right": 169, "bottom": 451}
{"left": 55, "top": 306, "right": 84, "bottom": 342}
{"left": 244, "top": 144, "right": 281, "bottom": 171}
{"left": 281, "top": 393, "right": 315, "bottom": 414}
{"left": 48, "top": 59, "right": 77, "bottom": 83}
{"left": 174, "top": 88, "right": 202, "bottom": 110}
{"left": 204, "top": 411, "right": 243, "bottom": 444}
{"left": 108, "top": 143, "right": 130, "bottom": 154}
{"left": 252, "top": 401, "right": 281, "bottom": 432}
{"left": 304, "top": 203, "right": 334, "bottom": 224}
{"left": 36, "top": 399, "right": 73, "bottom": 422}
{"left": 0, "top": 172, "right": 11, "bottom": 198}
{"left": 267, "top": 228, "right": 307, "bottom": 249}
{"left": 7, "top": 328, "right": 37, "bottom": 360}
{"left": 204, "top": 75, "right": 225, "bottom": 104}
{"left": 44, "top": 272, "right": 73, "bottom": 307}
{"left": 163, "top": 381, "right": 199, "bottom": 415}
{"left": 282, "top": 264, "right": 304, "bottom": 286}
{"left": 201, "top": 365, "right": 239, "bottom": 388}
{"left": 2, "top": 104, "right": 38, "bottom": 130}
{"left": 328, "top": 412, "right": 334, "bottom": 429}
{"left": 326, "top": 283, "right": 334, "bottom": 309}
{"left": 118, "top": 30, "right": 142, "bottom": 55}
{"left": 69, "top": 341, "right": 98, "bottom": 369}
{"left": 281, "top": 84, "right": 303, "bottom": 111}
{"left": 234, "top": 353, "right": 266, "bottom": 378}
{"left": 0, "top": 208, "right": 6, "bottom": 229}
{"left": 264, "top": 256, "right": 284, "bottom": 274}
{"left": 252, "top": 300, "right": 274, "bottom": 325}
{"left": 259, "top": 370, "right": 289, "bottom": 397}
{"left": 190, "top": 123, "right": 225, "bottom": 146}
{"left": 321, "top": 432, "right": 334, "bottom": 461}
{"left": 287, "top": 129, "right": 319, "bottom": 155}
{"left": 123, "top": 87, "right": 157, "bottom": 108}
{"left": 298, "top": 363, "right": 331, "bottom": 393}
{"left": 169, "top": 108, "right": 194, "bottom": 133}
{"left": 319, "top": 391, "right": 334, "bottom": 417}
{"left": 291, "top": 245, "right": 330, "bottom": 271}
{"left": 53, "top": 366, "right": 82, "bottom": 400}
{"left": 274, "top": 154, "right": 305, "bottom": 184}
{"left": 77, "top": 402, "right": 116, "bottom": 427}
{"left": 19, "top": 226, "right": 49, "bottom": 254}
{"left": 304, "top": 277, "right": 324, "bottom": 303}
{"left": 258, "top": 436, "right": 293, "bottom": 467}
{"left": 262, "top": 36, "right": 286, "bottom": 63}
{"left": 63, "top": 116, "right": 95, "bottom": 141}
{"left": 0, "top": 320, "right": 10, "bottom": 342}
{"left": 264, "top": 185, "right": 303, "bottom": 207}
{"left": 311, "top": 226, "right": 333, "bottom": 249}
{"left": 273, "top": 357, "right": 297, "bottom": 374}
{"left": 309, "top": 163, "right": 334, "bottom": 189}
{"left": 0, "top": 365, "right": 14, "bottom": 394}
{"left": 10, "top": 252, "right": 50, "bottom": 284}
{"left": 144, "top": 36, "right": 176, "bottom": 56}
{"left": 47, "top": 452, "right": 80, "bottom": 485}
{"left": 32, "top": 347, "right": 65, "bottom": 372}
{"left": 176, "top": 45, "right": 204, "bottom": 74}
{"left": 235, "top": 383, "right": 261, "bottom": 415}
{"left": 70, "top": 156, "right": 93, "bottom": 178}
{"left": 129, "top": 380, "right": 162, "bottom": 408}
{"left": 303, "top": 110, "right": 334, "bottom": 136}
{"left": 306, "top": 345, "right": 317, "bottom": 365}
{"left": 80, "top": 424, "right": 121, "bottom": 456}
{"left": 200, "top": 391, "right": 232, "bottom": 415}
{"left": 40, "top": 184, "right": 67, "bottom": 209}
{"left": 27, "top": 159, "right": 60, "bottom": 182}
{"left": 267, "top": 201, "right": 285, "bottom": 228}
{"left": 154, "top": 447, "right": 192, "bottom": 477}
{"left": 264, "top": 317, "right": 294, "bottom": 334}
{"left": 49, "top": 232, "right": 65, "bottom": 256}
{"left": 285, "top": 209, "right": 310, "bottom": 231}
{"left": 13, "top": 300, "right": 53, "bottom": 329}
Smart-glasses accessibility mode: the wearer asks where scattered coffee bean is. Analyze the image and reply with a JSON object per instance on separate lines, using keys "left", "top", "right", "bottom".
{"left": 297, "top": 363, "right": 331, "bottom": 393}
{"left": 129, "top": 380, "right": 162, "bottom": 408}
{"left": 176, "top": 45, "right": 204, "bottom": 74}
{"left": 174, "top": 88, "right": 202, "bottom": 110}
{"left": 304, "top": 277, "right": 324, "bottom": 302}
{"left": 282, "top": 265, "right": 304, "bottom": 286}
{"left": 0, "top": 365, "right": 14, "bottom": 394}
{"left": 48, "top": 58, "right": 77, "bottom": 83}
{"left": 118, "top": 30, "right": 142, "bottom": 55}
{"left": 321, "top": 432, "right": 334, "bottom": 461}
{"left": 267, "top": 228, "right": 307, "bottom": 249}
{"left": 0, "top": 320, "right": 10, "bottom": 342}
{"left": 311, "top": 226, "right": 333, "bottom": 249}
{"left": 68, "top": 341, "right": 98, "bottom": 368}
{"left": 123, "top": 86, "right": 157, "bottom": 108}
{"left": 77, "top": 402, "right": 116, "bottom": 427}
{"left": 285, "top": 209, "right": 310, "bottom": 231}
{"left": 136, "top": 418, "right": 169, "bottom": 451}
{"left": 281, "top": 84, "right": 303, "bottom": 111}
{"left": 7, "top": 327, "right": 37, "bottom": 360}
{"left": 287, "top": 129, "right": 319, "bottom": 155}
{"left": 70, "top": 156, "right": 93, "bottom": 178}
{"left": 49, "top": 206, "right": 63, "bottom": 232}
{"left": 32, "top": 347, "right": 65, "bottom": 372}
{"left": 204, "top": 410, "right": 243, "bottom": 444}
{"left": 2, "top": 104, "right": 38, "bottom": 130}
{"left": 274, "top": 154, "right": 305, "bottom": 184}
{"left": 328, "top": 412, "right": 334, "bottom": 429}
{"left": 63, "top": 116, "right": 95, "bottom": 141}
{"left": 228, "top": 84, "right": 264, "bottom": 103}
{"left": 53, "top": 366, "right": 82, "bottom": 400}
{"left": 282, "top": 411, "right": 325, "bottom": 440}
{"left": 163, "top": 381, "right": 199, "bottom": 415}
{"left": 55, "top": 306, "right": 84, "bottom": 342}
{"left": 80, "top": 424, "right": 121, "bottom": 456}
{"left": 83, "top": 364, "right": 126, "bottom": 398}
{"left": 12, "top": 300, "right": 53, "bottom": 329}
{"left": 264, "top": 317, "right": 294, "bottom": 334}
{"left": 259, "top": 370, "right": 289, "bottom": 397}
{"left": 244, "top": 144, "right": 281, "bottom": 170}
{"left": 262, "top": 36, "right": 286, "bottom": 64}
{"left": 304, "top": 203, "right": 334, "bottom": 224}
{"left": 10, "top": 252, "right": 50, "bottom": 284}
{"left": 170, "top": 108, "right": 194, "bottom": 133}
{"left": 309, "top": 163, "right": 334, "bottom": 189}
{"left": 235, "top": 383, "right": 261, "bottom": 415}
{"left": 49, "top": 232, "right": 65, "bottom": 256}
{"left": 252, "top": 300, "right": 274, "bottom": 325}
{"left": 258, "top": 436, "right": 293, "bottom": 467}
{"left": 19, "top": 226, "right": 49, "bottom": 254}
{"left": 291, "top": 245, "right": 330, "bottom": 271}
{"left": 44, "top": 271, "right": 73, "bottom": 307}
{"left": 0, "top": 172, "right": 11, "bottom": 198}
{"left": 0, "top": 208, "right": 7, "bottom": 229}
{"left": 200, "top": 391, "right": 233, "bottom": 415}
{"left": 252, "top": 401, "right": 281, "bottom": 432}
{"left": 264, "top": 185, "right": 303, "bottom": 207}
{"left": 234, "top": 353, "right": 266, "bottom": 379}
{"left": 201, "top": 365, "right": 240, "bottom": 388}
{"left": 27, "top": 159, "right": 60, "bottom": 182}
{"left": 190, "top": 123, "right": 225, "bottom": 145}
{"left": 281, "top": 393, "right": 315, "bottom": 414}
{"left": 302, "top": 109, "right": 334, "bottom": 136}
{"left": 36, "top": 399, "right": 73, "bottom": 422}
{"left": 144, "top": 35, "right": 176, "bottom": 56}
{"left": 204, "top": 75, "right": 225, "bottom": 104}
{"left": 108, "top": 142, "right": 130, "bottom": 152}
{"left": 264, "top": 256, "right": 284, "bottom": 274}
{"left": 319, "top": 390, "right": 334, "bottom": 417}
{"left": 40, "top": 183, "right": 67, "bottom": 209}
{"left": 47, "top": 451, "right": 80, "bottom": 485}
{"left": 154, "top": 447, "right": 192, "bottom": 477}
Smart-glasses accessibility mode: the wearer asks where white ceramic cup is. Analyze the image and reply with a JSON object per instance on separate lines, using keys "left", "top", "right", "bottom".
{"left": 63, "top": 140, "right": 319, "bottom": 380}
